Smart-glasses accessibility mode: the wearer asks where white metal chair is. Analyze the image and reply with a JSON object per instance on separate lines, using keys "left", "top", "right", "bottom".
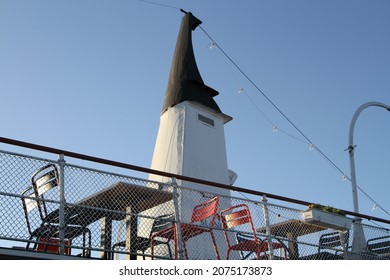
{"left": 21, "top": 164, "right": 91, "bottom": 256}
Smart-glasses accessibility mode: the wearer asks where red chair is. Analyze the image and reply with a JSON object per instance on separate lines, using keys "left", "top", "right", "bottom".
{"left": 35, "top": 237, "right": 71, "bottom": 255}
{"left": 151, "top": 196, "right": 220, "bottom": 259}
{"left": 220, "top": 204, "right": 287, "bottom": 260}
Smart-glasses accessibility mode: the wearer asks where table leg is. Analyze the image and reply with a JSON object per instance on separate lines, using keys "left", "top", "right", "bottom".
{"left": 100, "top": 216, "right": 112, "bottom": 259}
{"left": 286, "top": 232, "right": 299, "bottom": 259}
{"left": 125, "top": 207, "right": 138, "bottom": 260}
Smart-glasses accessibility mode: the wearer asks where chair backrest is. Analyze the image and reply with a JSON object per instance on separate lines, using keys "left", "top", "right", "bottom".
{"left": 318, "top": 231, "right": 349, "bottom": 253}
{"left": 150, "top": 213, "right": 175, "bottom": 237}
{"left": 32, "top": 164, "right": 59, "bottom": 196}
{"left": 31, "top": 164, "right": 59, "bottom": 220}
{"left": 220, "top": 204, "right": 258, "bottom": 246}
{"left": 190, "top": 196, "right": 219, "bottom": 227}
{"left": 20, "top": 186, "right": 39, "bottom": 235}
{"left": 367, "top": 235, "right": 390, "bottom": 257}
{"left": 20, "top": 164, "right": 60, "bottom": 235}
{"left": 220, "top": 204, "right": 255, "bottom": 230}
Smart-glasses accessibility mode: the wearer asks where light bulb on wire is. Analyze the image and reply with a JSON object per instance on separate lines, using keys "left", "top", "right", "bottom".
{"left": 208, "top": 42, "right": 217, "bottom": 49}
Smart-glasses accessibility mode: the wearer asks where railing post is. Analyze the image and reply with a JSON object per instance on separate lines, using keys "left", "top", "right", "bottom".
{"left": 57, "top": 154, "right": 66, "bottom": 255}
{"left": 261, "top": 195, "right": 274, "bottom": 260}
{"left": 171, "top": 177, "right": 184, "bottom": 260}
{"left": 339, "top": 230, "right": 349, "bottom": 260}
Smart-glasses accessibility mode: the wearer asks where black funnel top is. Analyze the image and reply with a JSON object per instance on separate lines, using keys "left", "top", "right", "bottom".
{"left": 161, "top": 12, "right": 227, "bottom": 118}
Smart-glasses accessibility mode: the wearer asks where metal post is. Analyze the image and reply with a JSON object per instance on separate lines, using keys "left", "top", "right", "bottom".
{"left": 57, "top": 154, "right": 66, "bottom": 255}
{"left": 261, "top": 195, "right": 274, "bottom": 260}
{"left": 348, "top": 101, "right": 390, "bottom": 257}
{"left": 338, "top": 230, "right": 349, "bottom": 259}
{"left": 171, "top": 177, "right": 184, "bottom": 260}
{"left": 348, "top": 101, "right": 390, "bottom": 214}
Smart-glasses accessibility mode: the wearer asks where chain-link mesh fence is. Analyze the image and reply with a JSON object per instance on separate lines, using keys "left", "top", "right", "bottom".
{"left": 1, "top": 149, "right": 389, "bottom": 260}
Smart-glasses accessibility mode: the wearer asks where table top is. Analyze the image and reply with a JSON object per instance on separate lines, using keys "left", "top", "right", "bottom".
{"left": 48, "top": 182, "right": 173, "bottom": 226}
{"left": 78, "top": 181, "right": 173, "bottom": 214}
{"left": 257, "top": 219, "right": 326, "bottom": 238}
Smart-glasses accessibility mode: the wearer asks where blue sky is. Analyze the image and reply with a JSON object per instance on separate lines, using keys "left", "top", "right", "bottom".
{"left": 1, "top": 0, "right": 389, "bottom": 224}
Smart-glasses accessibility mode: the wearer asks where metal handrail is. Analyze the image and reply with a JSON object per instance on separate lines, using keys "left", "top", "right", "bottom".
{"left": 1, "top": 136, "right": 389, "bottom": 225}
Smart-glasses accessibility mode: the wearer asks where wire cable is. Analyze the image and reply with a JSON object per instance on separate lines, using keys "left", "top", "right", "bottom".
{"left": 131, "top": 1, "right": 390, "bottom": 218}
{"left": 199, "top": 27, "right": 390, "bottom": 218}
{"left": 136, "top": 0, "right": 180, "bottom": 10}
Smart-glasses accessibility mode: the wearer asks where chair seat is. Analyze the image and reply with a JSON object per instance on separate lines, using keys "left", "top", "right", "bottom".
{"left": 180, "top": 224, "right": 211, "bottom": 242}
{"left": 114, "top": 236, "right": 169, "bottom": 252}
{"left": 230, "top": 240, "right": 284, "bottom": 252}
{"left": 230, "top": 240, "right": 267, "bottom": 252}
{"left": 151, "top": 226, "right": 175, "bottom": 239}
{"left": 42, "top": 206, "right": 103, "bottom": 227}
{"left": 32, "top": 223, "right": 87, "bottom": 240}
{"left": 299, "top": 251, "right": 344, "bottom": 260}
{"left": 152, "top": 224, "right": 211, "bottom": 241}
{"left": 35, "top": 237, "right": 71, "bottom": 254}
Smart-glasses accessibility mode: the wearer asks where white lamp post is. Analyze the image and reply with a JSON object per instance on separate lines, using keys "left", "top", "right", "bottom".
{"left": 347, "top": 101, "right": 390, "bottom": 258}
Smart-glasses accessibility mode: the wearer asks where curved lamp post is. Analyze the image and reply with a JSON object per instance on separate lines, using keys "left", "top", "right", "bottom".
{"left": 347, "top": 101, "right": 390, "bottom": 258}
{"left": 348, "top": 101, "right": 390, "bottom": 214}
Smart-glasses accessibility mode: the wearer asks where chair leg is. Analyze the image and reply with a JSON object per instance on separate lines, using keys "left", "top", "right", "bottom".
{"left": 183, "top": 242, "right": 189, "bottom": 260}
{"left": 82, "top": 230, "right": 86, "bottom": 257}
{"left": 210, "top": 231, "right": 220, "bottom": 260}
{"left": 26, "top": 236, "right": 35, "bottom": 251}
{"left": 85, "top": 231, "right": 90, "bottom": 257}
{"left": 166, "top": 243, "right": 172, "bottom": 259}
{"left": 226, "top": 248, "right": 232, "bottom": 260}
{"left": 173, "top": 229, "right": 179, "bottom": 260}
{"left": 283, "top": 247, "right": 288, "bottom": 259}
{"left": 151, "top": 237, "right": 156, "bottom": 260}
{"left": 82, "top": 228, "right": 92, "bottom": 257}
{"left": 256, "top": 247, "right": 262, "bottom": 260}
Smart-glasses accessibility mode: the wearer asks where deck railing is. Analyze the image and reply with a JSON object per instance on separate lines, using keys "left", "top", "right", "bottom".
{"left": 0, "top": 137, "right": 389, "bottom": 260}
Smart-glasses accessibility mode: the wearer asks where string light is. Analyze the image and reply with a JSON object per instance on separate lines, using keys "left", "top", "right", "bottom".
{"left": 208, "top": 42, "right": 217, "bottom": 49}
